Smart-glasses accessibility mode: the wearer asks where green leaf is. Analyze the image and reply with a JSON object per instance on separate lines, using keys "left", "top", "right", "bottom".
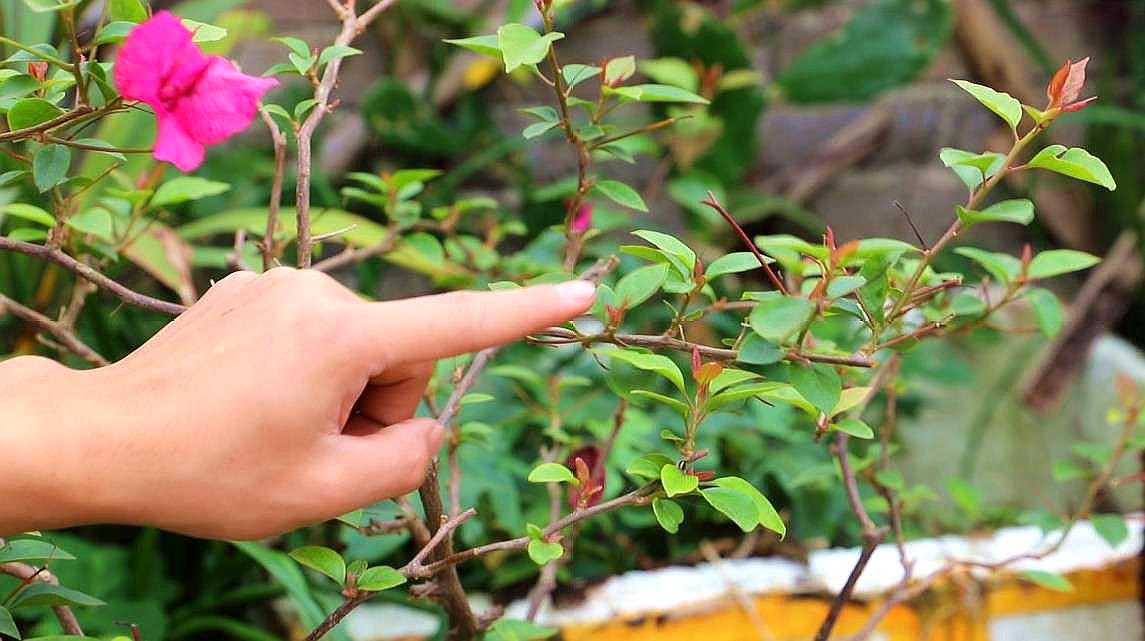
{"left": 776, "top": 0, "right": 952, "bottom": 103}
{"left": 497, "top": 23, "right": 563, "bottom": 73}
{"left": 1027, "top": 249, "right": 1100, "bottom": 279}
{"left": 288, "top": 546, "right": 347, "bottom": 585}
{"left": 294, "top": 98, "right": 319, "bottom": 121}
{"left": 950, "top": 79, "right": 1022, "bottom": 130}
{"left": 8, "top": 583, "right": 104, "bottom": 609}
{"left": 607, "top": 83, "right": 709, "bottom": 104}
{"left": 0, "top": 605, "right": 17, "bottom": 639}
{"left": 459, "top": 393, "right": 494, "bottom": 405}
{"left": 2, "top": 203, "right": 55, "bottom": 227}
{"left": 660, "top": 464, "right": 698, "bottom": 497}
{"left": 637, "top": 57, "right": 698, "bottom": 93}
{"left": 1091, "top": 514, "right": 1129, "bottom": 548}
{"left": 562, "top": 64, "right": 601, "bottom": 89}
{"left": 521, "top": 121, "right": 558, "bottom": 140}
{"left": 956, "top": 199, "right": 1034, "bottom": 227}
{"left": 615, "top": 262, "right": 669, "bottom": 308}
{"left": 626, "top": 453, "right": 675, "bottom": 480}
{"left": 233, "top": 542, "right": 349, "bottom": 641}
{"left": 528, "top": 462, "right": 579, "bottom": 485}
{"left": 91, "top": 21, "right": 136, "bottom": 45}
{"left": 594, "top": 180, "right": 648, "bottom": 212}
{"left": 0, "top": 539, "right": 74, "bottom": 564}
{"left": 940, "top": 148, "right": 1004, "bottom": 191}
{"left": 652, "top": 498, "right": 684, "bottom": 534}
{"left": 152, "top": 177, "right": 231, "bottom": 207}
{"left": 109, "top": 0, "right": 147, "bottom": 22}
{"left": 65, "top": 207, "right": 113, "bottom": 242}
{"left": 527, "top": 539, "right": 563, "bottom": 565}
{"left": 632, "top": 229, "right": 696, "bottom": 269}
{"left": 604, "top": 55, "right": 636, "bottom": 86}
{"left": 20, "top": 0, "right": 78, "bottom": 13}
{"left": 443, "top": 34, "right": 501, "bottom": 58}
{"left": 356, "top": 565, "right": 406, "bottom": 591}
{"left": 833, "top": 418, "right": 874, "bottom": 439}
{"left": 1019, "top": 570, "right": 1073, "bottom": 592}
{"left": 0, "top": 74, "right": 37, "bottom": 102}
{"left": 749, "top": 293, "right": 816, "bottom": 344}
{"left": 485, "top": 618, "right": 559, "bottom": 641}
{"left": 32, "top": 143, "right": 72, "bottom": 191}
{"left": 737, "top": 334, "right": 785, "bottom": 365}
{"left": 182, "top": 18, "right": 228, "bottom": 43}
{"left": 8, "top": 98, "right": 63, "bottom": 131}
{"left": 1052, "top": 460, "right": 1087, "bottom": 482}
{"left": 1024, "top": 288, "right": 1064, "bottom": 337}
{"left": 705, "top": 252, "right": 768, "bottom": 278}
{"left": 319, "top": 45, "right": 361, "bottom": 66}
{"left": 700, "top": 487, "right": 757, "bottom": 532}
{"left": 788, "top": 363, "right": 842, "bottom": 416}
{"left": 1027, "top": 145, "right": 1116, "bottom": 190}
{"left": 711, "top": 476, "right": 785, "bottom": 537}
{"left": 593, "top": 348, "right": 686, "bottom": 393}
{"left": 954, "top": 246, "right": 1021, "bottom": 284}
{"left": 631, "top": 389, "right": 690, "bottom": 417}
{"left": 826, "top": 275, "right": 867, "bottom": 298}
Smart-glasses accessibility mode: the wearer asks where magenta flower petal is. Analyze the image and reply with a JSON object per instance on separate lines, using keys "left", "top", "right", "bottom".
{"left": 153, "top": 112, "right": 206, "bottom": 173}
{"left": 171, "top": 58, "right": 279, "bottom": 146}
{"left": 113, "top": 11, "right": 278, "bottom": 172}
{"left": 114, "top": 11, "right": 201, "bottom": 106}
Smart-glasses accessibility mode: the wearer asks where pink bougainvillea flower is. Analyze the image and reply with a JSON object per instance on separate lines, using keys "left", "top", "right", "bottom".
{"left": 114, "top": 11, "right": 278, "bottom": 172}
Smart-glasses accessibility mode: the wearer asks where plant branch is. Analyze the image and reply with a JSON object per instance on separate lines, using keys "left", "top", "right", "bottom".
{"left": 0, "top": 554, "right": 83, "bottom": 636}
{"left": 0, "top": 237, "right": 186, "bottom": 315}
{"left": 0, "top": 293, "right": 109, "bottom": 366}
{"left": 531, "top": 327, "right": 877, "bottom": 368}
{"left": 296, "top": 0, "right": 399, "bottom": 268}
{"left": 259, "top": 109, "right": 288, "bottom": 270}
{"left": 701, "top": 192, "right": 788, "bottom": 294}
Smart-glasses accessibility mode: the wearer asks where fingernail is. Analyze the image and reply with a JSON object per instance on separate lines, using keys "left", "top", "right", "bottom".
{"left": 557, "top": 279, "right": 596, "bottom": 304}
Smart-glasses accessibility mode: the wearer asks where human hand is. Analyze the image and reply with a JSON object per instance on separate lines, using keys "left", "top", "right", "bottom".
{"left": 0, "top": 268, "right": 595, "bottom": 539}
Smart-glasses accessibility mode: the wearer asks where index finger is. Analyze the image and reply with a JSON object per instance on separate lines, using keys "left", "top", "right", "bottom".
{"left": 360, "top": 281, "right": 596, "bottom": 365}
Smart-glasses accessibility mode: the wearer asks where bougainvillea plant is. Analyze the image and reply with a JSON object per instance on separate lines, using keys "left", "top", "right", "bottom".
{"left": 0, "top": 1, "right": 1134, "bottom": 641}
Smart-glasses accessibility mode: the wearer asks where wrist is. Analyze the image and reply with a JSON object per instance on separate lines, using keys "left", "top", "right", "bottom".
{"left": 0, "top": 357, "right": 124, "bottom": 533}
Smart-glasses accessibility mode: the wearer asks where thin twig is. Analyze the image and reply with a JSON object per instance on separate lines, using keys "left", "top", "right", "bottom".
{"left": 259, "top": 109, "right": 288, "bottom": 270}
{"left": 0, "top": 237, "right": 186, "bottom": 315}
{"left": 0, "top": 294, "right": 109, "bottom": 366}
{"left": 295, "top": 0, "right": 399, "bottom": 268}
{"left": 0, "top": 557, "right": 83, "bottom": 635}
{"left": 701, "top": 192, "right": 788, "bottom": 294}
{"left": 531, "top": 328, "right": 877, "bottom": 368}
{"left": 893, "top": 201, "right": 927, "bottom": 251}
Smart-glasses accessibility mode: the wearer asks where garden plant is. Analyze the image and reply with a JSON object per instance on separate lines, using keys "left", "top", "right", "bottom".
{"left": 0, "top": 1, "right": 1136, "bottom": 641}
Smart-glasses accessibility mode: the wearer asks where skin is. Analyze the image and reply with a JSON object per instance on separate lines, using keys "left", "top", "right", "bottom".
{"left": 0, "top": 268, "right": 596, "bottom": 540}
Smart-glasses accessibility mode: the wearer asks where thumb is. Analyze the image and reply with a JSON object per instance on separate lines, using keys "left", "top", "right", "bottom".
{"left": 327, "top": 417, "right": 445, "bottom": 508}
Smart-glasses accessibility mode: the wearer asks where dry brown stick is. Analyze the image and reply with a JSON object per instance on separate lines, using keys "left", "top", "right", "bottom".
{"left": 0, "top": 237, "right": 186, "bottom": 315}
{"left": 0, "top": 559, "right": 83, "bottom": 635}
{"left": 0, "top": 294, "right": 109, "bottom": 366}
{"left": 296, "top": 0, "right": 399, "bottom": 268}
{"left": 259, "top": 109, "right": 288, "bottom": 270}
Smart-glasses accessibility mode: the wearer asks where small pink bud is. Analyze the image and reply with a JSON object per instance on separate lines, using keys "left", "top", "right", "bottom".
{"left": 27, "top": 61, "right": 47, "bottom": 82}
{"left": 570, "top": 202, "right": 592, "bottom": 234}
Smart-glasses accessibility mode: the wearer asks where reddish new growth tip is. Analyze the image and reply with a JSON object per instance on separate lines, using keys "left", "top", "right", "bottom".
{"left": 1046, "top": 57, "right": 1097, "bottom": 113}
